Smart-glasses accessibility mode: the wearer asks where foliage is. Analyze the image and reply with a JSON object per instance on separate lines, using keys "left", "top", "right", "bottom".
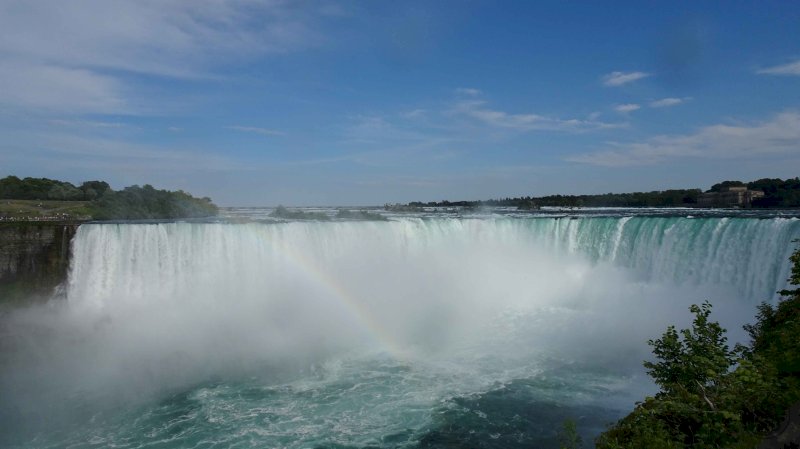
{"left": 393, "top": 177, "right": 800, "bottom": 210}
{"left": 78, "top": 180, "right": 112, "bottom": 200}
{"left": 748, "top": 177, "right": 800, "bottom": 208}
{"left": 90, "top": 185, "right": 218, "bottom": 220}
{"left": 558, "top": 419, "right": 582, "bottom": 449}
{"left": 644, "top": 302, "right": 735, "bottom": 394}
{"left": 709, "top": 180, "right": 746, "bottom": 192}
{"left": 0, "top": 176, "right": 217, "bottom": 220}
{"left": 597, "top": 246, "right": 800, "bottom": 448}
{"left": 402, "top": 189, "right": 703, "bottom": 210}
{"left": 0, "top": 176, "right": 111, "bottom": 201}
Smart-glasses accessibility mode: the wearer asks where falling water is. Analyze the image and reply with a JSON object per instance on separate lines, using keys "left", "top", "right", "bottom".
{"left": 1, "top": 215, "right": 798, "bottom": 448}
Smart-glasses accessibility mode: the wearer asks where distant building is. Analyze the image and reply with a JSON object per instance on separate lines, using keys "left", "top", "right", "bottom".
{"left": 697, "top": 186, "right": 764, "bottom": 208}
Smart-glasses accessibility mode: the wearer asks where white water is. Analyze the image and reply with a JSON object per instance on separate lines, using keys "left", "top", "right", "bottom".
{"left": 1, "top": 216, "right": 798, "bottom": 447}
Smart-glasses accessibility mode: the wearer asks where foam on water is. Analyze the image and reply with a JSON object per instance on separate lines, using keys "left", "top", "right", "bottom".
{"left": 1, "top": 216, "right": 798, "bottom": 447}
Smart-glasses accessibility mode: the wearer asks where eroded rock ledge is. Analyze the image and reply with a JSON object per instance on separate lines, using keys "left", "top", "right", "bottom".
{"left": 0, "top": 222, "right": 79, "bottom": 304}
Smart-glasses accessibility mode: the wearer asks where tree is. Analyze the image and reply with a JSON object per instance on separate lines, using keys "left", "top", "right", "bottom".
{"left": 79, "top": 180, "right": 112, "bottom": 200}
{"left": 90, "top": 184, "right": 218, "bottom": 219}
{"left": 559, "top": 419, "right": 582, "bottom": 449}
{"left": 644, "top": 301, "right": 735, "bottom": 395}
{"left": 598, "top": 246, "right": 800, "bottom": 448}
{"left": 709, "top": 180, "right": 746, "bottom": 192}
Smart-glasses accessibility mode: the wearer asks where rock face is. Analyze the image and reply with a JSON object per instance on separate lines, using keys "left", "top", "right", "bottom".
{"left": 0, "top": 222, "right": 79, "bottom": 304}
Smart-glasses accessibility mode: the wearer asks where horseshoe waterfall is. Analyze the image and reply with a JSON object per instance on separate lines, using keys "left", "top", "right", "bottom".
{"left": 1, "top": 215, "right": 798, "bottom": 448}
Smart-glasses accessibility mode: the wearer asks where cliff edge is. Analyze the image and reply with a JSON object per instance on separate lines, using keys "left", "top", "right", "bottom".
{"left": 0, "top": 222, "right": 79, "bottom": 304}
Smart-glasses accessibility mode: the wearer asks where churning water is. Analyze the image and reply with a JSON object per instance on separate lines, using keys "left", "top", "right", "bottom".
{"left": 1, "top": 213, "right": 798, "bottom": 448}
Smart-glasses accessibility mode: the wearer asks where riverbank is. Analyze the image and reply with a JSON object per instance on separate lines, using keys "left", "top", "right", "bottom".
{"left": 0, "top": 199, "right": 92, "bottom": 222}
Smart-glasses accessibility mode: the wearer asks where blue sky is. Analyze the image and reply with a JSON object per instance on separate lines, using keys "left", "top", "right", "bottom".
{"left": 0, "top": 0, "right": 799, "bottom": 206}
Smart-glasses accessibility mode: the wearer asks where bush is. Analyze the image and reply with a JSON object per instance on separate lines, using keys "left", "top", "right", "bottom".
{"left": 597, "top": 246, "right": 800, "bottom": 448}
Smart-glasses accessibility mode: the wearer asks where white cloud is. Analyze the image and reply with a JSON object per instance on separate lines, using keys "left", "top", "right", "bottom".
{"left": 757, "top": 59, "right": 800, "bottom": 76}
{"left": 454, "top": 99, "right": 624, "bottom": 133}
{"left": 49, "top": 119, "right": 128, "bottom": 129}
{"left": 335, "top": 114, "right": 463, "bottom": 168}
{"left": 0, "top": 61, "right": 127, "bottom": 113}
{"left": 455, "top": 87, "right": 482, "bottom": 96}
{"left": 602, "top": 71, "right": 650, "bottom": 87}
{"left": 402, "top": 109, "right": 427, "bottom": 119}
{"left": 0, "top": 1, "right": 326, "bottom": 78}
{"left": 228, "top": 125, "right": 285, "bottom": 136}
{"left": 567, "top": 111, "right": 800, "bottom": 166}
{"left": 342, "top": 114, "right": 449, "bottom": 148}
{"left": 614, "top": 104, "right": 640, "bottom": 114}
{"left": 650, "top": 97, "right": 690, "bottom": 108}
{"left": 0, "top": 0, "right": 335, "bottom": 114}
{"left": 0, "top": 130, "right": 247, "bottom": 177}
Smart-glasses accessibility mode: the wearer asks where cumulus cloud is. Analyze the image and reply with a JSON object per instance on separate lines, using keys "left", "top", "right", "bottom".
{"left": 567, "top": 111, "right": 800, "bottom": 166}
{"left": 602, "top": 71, "right": 650, "bottom": 86}
{"left": 650, "top": 97, "right": 690, "bottom": 108}
{"left": 757, "top": 59, "right": 800, "bottom": 76}
{"left": 614, "top": 104, "right": 640, "bottom": 114}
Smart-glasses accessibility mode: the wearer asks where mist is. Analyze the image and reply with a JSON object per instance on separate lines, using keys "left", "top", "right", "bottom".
{"left": 2, "top": 217, "right": 793, "bottom": 445}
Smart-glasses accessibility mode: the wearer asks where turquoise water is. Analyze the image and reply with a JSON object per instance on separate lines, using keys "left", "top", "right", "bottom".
{"left": 1, "top": 214, "right": 798, "bottom": 448}
{"left": 8, "top": 358, "right": 624, "bottom": 448}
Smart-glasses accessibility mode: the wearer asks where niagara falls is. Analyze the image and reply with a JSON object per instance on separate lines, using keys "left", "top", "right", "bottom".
{"left": 1, "top": 209, "right": 799, "bottom": 447}
{"left": 3, "top": 1, "right": 800, "bottom": 447}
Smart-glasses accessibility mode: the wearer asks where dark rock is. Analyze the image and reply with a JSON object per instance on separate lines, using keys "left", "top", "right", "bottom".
{"left": 0, "top": 222, "right": 78, "bottom": 304}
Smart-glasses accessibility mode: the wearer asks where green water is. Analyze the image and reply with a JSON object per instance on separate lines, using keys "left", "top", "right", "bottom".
{"left": 4, "top": 354, "right": 628, "bottom": 449}
{"left": 1, "top": 215, "right": 798, "bottom": 448}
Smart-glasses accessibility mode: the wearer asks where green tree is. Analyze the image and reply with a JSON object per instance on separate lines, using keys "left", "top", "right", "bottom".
{"left": 644, "top": 301, "right": 736, "bottom": 395}
{"left": 598, "top": 246, "right": 800, "bottom": 448}
{"left": 709, "top": 180, "right": 746, "bottom": 192}
{"left": 558, "top": 419, "right": 582, "bottom": 449}
{"left": 79, "top": 180, "right": 112, "bottom": 200}
{"left": 90, "top": 184, "right": 218, "bottom": 220}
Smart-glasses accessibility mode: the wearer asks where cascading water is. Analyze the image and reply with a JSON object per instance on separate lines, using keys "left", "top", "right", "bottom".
{"left": 1, "top": 215, "right": 798, "bottom": 448}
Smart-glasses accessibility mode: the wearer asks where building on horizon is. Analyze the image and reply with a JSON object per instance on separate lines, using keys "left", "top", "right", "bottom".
{"left": 696, "top": 186, "right": 764, "bottom": 208}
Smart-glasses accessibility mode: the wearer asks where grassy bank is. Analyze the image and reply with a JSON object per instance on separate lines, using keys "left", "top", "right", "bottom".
{"left": 0, "top": 199, "right": 92, "bottom": 221}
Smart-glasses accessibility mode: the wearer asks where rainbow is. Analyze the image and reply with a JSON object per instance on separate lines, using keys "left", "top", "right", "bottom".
{"left": 254, "top": 223, "right": 409, "bottom": 359}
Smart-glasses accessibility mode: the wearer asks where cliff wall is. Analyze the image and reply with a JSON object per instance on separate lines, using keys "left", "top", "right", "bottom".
{"left": 0, "top": 222, "right": 79, "bottom": 304}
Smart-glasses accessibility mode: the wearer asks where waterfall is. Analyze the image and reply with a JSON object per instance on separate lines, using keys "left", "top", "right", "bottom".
{"left": 68, "top": 217, "right": 799, "bottom": 309}
{"left": 3, "top": 215, "right": 799, "bottom": 448}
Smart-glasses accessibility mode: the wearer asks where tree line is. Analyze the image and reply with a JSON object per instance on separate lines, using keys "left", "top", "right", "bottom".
{"left": 397, "top": 177, "right": 800, "bottom": 209}
{"left": 0, "top": 176, "right": 112, "bottom": 201}
{"left": 0, "top": 176, "right": 218, "bottom": 220}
